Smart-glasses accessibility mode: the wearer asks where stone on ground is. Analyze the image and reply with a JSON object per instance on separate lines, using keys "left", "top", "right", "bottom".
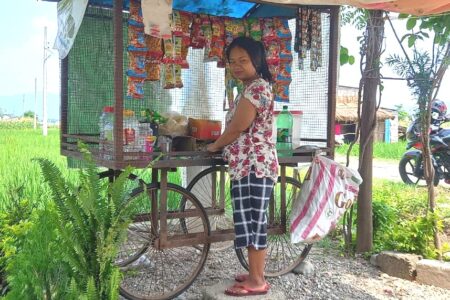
{"left": 416, "top": 259, "right": 450, "bottom": 290}
{"left": 292, "top": 261, "right": 315, "bottom": 276}
{"left": 376, "top": 251, "right": 422, "bottom": 280}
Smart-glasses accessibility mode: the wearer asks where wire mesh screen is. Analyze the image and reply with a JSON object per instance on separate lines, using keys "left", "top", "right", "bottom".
{"left": 280, "top": 15, "right": 330, "bottom": 147}
{"left": 66, "top": 6, "right": 331, "bottom": 162}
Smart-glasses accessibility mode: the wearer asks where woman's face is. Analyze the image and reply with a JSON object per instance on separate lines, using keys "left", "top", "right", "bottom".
{"left": 228, "top": 46, "right": 257, "bottom": 83}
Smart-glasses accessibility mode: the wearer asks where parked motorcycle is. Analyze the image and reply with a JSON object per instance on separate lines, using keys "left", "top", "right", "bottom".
{"left": 399, "top": 114, "right": 450, "bottom": 186}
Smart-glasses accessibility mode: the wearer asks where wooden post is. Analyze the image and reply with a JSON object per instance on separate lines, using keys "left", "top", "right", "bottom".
{"left": 327, "top": 6, "right": 340, "bottom": 158}
{"left": 60, "top": 57, "right": 68, "bottom": 155}
{"left": 357, "top": 10, "right": 385, "bottom": 253}
{"left": 113, "top": 0, "right": 124, "bottom": 162}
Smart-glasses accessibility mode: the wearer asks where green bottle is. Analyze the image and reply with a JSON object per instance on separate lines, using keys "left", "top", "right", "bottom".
{"left": 276, "top": 105, "right": 293, "bottom": 153}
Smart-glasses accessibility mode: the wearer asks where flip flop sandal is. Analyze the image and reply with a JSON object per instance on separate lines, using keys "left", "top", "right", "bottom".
{"left": 234, "top": 274, "right": 248, "bottom": 282}
{"left": 224, "top": 282, "right": 270, "bottom": 297}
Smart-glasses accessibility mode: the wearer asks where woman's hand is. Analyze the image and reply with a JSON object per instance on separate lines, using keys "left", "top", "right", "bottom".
{"left": 206, "top": 143, "right": 220, "bottom": 153}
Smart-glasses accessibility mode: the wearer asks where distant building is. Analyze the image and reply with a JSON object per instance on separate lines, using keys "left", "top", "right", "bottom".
{"left": 336, "top": 86, "right": 398, "bottom": 143}
{"left": 0, "top": 114, "right": 17, "bottom": 121}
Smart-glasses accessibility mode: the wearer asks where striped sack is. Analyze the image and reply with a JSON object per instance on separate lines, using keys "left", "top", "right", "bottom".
{"left": 290, "top": 155, "right": 363, "bottom": 244}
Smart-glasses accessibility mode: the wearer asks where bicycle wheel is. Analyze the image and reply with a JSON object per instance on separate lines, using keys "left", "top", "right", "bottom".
{"left": 119, "top": 183, "right": 210, "bottom": 300}
{"left": 185, "top": 166, "right": 234, "bottom": 251}
{"left": 235, "top": 177, "right": 312, "bottom": 277}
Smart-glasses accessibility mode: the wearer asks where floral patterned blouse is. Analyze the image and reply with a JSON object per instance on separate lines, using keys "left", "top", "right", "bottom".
{"left": 223, "top": 78, "right": 278, "bottom": 182}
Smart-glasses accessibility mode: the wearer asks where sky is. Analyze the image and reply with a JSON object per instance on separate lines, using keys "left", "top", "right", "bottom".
{"left": 0, "top": 1, "right": 449, "bottom": 119}
{"left": 0, "top": 0, "right": 59, "bottom": 119}
{"left": 339, "top": 17, "right": 450, "bottom": 114}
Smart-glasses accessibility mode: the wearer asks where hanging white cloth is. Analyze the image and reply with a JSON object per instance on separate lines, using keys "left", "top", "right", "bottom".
{"left": 142, "top": 0, "right": 173, "bottom": 39}
{"left": 53, "top": 0, "right": 89, "bottom": 59}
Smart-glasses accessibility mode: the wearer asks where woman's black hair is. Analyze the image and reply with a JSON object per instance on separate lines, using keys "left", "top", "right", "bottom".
{"left": 225, "top": 36, "right": 273, "bottom": 83}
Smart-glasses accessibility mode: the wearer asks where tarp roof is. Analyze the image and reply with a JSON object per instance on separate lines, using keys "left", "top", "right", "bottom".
{"left": 44, "top": 0, "right": 450, "bottom": 16}
{"left": 44, "top": 0, "right": 298, "bottom": 18}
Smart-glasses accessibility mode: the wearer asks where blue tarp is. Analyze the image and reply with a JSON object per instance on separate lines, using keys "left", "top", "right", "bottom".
{"left": 45, "top": 0, "right": 297, "bottom": 18}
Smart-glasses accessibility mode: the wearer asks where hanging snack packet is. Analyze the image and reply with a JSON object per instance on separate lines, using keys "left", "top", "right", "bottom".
{"left": 127, "top": 76, "right": 145, "bottom": 99}
{"left": 172, "top": 10, "right": 183, "bottom": 37}
{"left": 174, "top": 64, "right": 183, "bottom": 88}
{"left": 201, "top": 15, "right": 216, "bottom": 62}
{"left": 129, "top": 0, "right": 143, "bottom": 24}
{"left": 279, "top": 39, "right": 293, "bottom": 62}
{"left": 276, "top": 62, "right": 292, "bottom": 84}
{"left": 145, "top": 63, "right": 161, "bottom": 81}
{"left": 163, "top": 64, "right": 176, "bottom": 89}
{"left": 180, "top": 11, "right": 193, "bottom": 68}
{"left": 211, "top": 16, "right": 225, "bottom": 39}
{"left": 128, "top": 29, "right": 148, "bottom": 52}
{"left": 265, "top": 43, "right": 280, "bottom": 66}
{"left": 162, "top": 37, "right": 175, "bottom": 64}
{"left": 299, "top": 8, "right": 311, "bottom": 70}
{"left": 129, "top": 52, "right": 146, "bottom": 74}
{"left": 273, "top": 83, "right": 289, "bottom": 103}
{"left": 274, "top": 17, "right": 292, "bottom": 40}
{"left": 310, "top": 10, "right": 322, "bottom": 71}
{"left": 180, "top": 41, "right": 190, "bottom": 68}
{"left": 268, "top": 64, "right": 280, "bottom": 81}
{"left": 173, "top": 36, "right": 183, "bottom": 65}
{"left": 180, "top": 11, "right": 193, "bottom": 39}
{"left": 204, "top": 16, "right": 225, "bottom": 62}
{"left": 246, "top": 18, "right": 262, "bottom": 41}
{"left": 217, "top": 53, "right": 226, "bottom": 68}
{"left": 145, "top": 35, "right": 163, "bottom": 62}
{"left": 191, "top": 14, "right": 206, "bottom": 49}
{"left": 224, "top": 18, "right": 246, "bottom": 46}
{"left": 261, "top": 18, "right": 277, "bottom": 43}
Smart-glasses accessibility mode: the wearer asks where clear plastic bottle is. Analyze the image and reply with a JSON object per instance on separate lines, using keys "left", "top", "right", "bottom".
{"left": 123, "top": 109, "right": 139, "bottom": 159}
{"left": 99, "top": 106, "right": 114, "bottom": 159}
{"left": 137, "top": 122, "right": 153, "bottom": 152}
{"left": 276, "top": 105, "right": 293, "bottom": 154}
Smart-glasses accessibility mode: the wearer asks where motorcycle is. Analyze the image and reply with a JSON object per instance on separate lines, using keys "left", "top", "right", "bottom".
{"left": 399, "top": 115, "right": 450, "bottom": 186}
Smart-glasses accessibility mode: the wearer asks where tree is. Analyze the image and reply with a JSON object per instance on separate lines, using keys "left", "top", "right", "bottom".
{"left": 23, "top": 111, "right": 34, "bottom": 118}
{"left": 340, "top": 6, "right": 384, "bottom": 253}
{"left": 394, "top": 104, "right": 410, "bottom": 123}
{"left": 386, "top": 13, "right": 450, "bottom": 257}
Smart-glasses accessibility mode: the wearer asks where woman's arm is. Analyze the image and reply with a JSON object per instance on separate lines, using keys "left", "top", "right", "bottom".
{"left": 207, "top": 97, "right": 257, "bottom": 152}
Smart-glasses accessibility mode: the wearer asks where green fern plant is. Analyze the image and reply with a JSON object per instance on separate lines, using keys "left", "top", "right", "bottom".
{"left": 35, "top": 142, "right": 138, "bottom": 299}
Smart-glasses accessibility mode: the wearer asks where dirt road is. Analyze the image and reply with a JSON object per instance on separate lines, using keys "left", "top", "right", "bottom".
{"left": 334, "top": 155, "right": 402, "bottom": 182}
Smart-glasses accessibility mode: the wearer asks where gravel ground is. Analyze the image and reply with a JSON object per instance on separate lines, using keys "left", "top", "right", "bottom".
{"left": 172, "top": 246, "right": 450, "bottom": 300}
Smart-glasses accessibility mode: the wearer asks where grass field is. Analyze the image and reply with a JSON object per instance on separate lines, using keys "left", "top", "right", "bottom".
{"left": 0, "top": 128, "right": 184, "bottom": 208}
{"left": 0, "top": 128, "right": 77, "bottom": 208}
{"left": 335, "top": 140, "right": 408, "bottom": 160}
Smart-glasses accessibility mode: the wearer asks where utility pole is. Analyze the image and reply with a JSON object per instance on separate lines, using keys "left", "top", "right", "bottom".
{"left": 22, "top": 94, "right": 25, "bottom": 117}
{"left": 43, "top": 26, "right": 49, "bottom": 136}
{"left": 34, "top": 77, "right": 37, "bottom": 129}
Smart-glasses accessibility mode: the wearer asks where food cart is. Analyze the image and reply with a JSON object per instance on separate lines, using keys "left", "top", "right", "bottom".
{"left": 48, "top": 0, "right": 339, "bottom": 299}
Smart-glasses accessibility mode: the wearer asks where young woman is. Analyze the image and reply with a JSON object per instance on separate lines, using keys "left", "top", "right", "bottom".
{"left": 207, "top": 36, "right": 278, "bottom": 296}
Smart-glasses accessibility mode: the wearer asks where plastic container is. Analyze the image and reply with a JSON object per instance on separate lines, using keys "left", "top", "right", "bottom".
{"left": 276, "top": 105, "right": 293, "bottom": 152}
{"left": 123, "top": 109, "right": 139, "bottom": 158}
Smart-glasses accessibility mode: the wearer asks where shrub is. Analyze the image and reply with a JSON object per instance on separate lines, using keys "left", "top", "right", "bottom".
{"left": 34, "top": 143, "right": 137, "bottom": 299}
{"left": 371, "top": 181, "right": 444, "bottom": 258}
{"left": 2, "top": 204, "right": 71, "bottom": 300}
